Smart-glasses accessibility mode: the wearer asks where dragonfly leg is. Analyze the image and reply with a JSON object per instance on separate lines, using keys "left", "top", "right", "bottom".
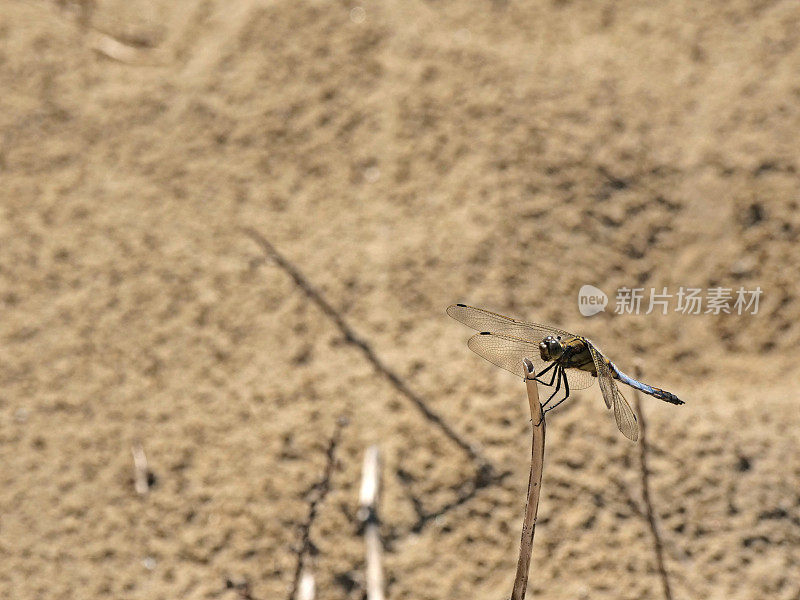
{"left": 544, "top": 394, "right": 570, "bottom": 413}
{"left": 544, "top": 369, "right": 571, "bottom": 413}
{"left": 535, "top": 361, "right": 558, "bottom": 387}
{"left": 542, "top": 367, "right": 564, "bottom": 407}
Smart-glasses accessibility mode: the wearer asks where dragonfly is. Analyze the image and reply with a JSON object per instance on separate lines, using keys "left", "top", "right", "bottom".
{"left": 447, "top": 303, "right": 684, "bottom": 441}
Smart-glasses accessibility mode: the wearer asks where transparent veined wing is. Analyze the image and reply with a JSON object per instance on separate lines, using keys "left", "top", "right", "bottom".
{"left": 447, "top": 304, "right": 576, "bottom": 343}
{"left": 588, "top": 343, "right": 638, "bottom": 441}
{"left": 467, "top": 332, "right": 595, "bottom": 390}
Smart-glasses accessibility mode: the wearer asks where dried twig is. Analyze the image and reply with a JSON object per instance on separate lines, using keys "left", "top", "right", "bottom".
{"left": 87, "top": 30, "right": 141, "bottom": 63}
{"left": 244, "top": 229, "right": 493, "bottom": 480}
{"left": 358, "top": 446, "right": 384, "bottom": 600}
{"left": 296, "top": 570, "right": 315, "bottom": 600}
{"left": 44, "top": 0, "right": 152, "bottom": 64}
{"left": 511, "top": 359, "right": 546, "bottom": 600}
{"left": 288, "top": 418, "right": 347, "bottom": 600}
{"left": 633, "top": 364, "right": 674, "bottom": 600}
{"left": 131, "top": 441, "right": 151, "bottom": 496}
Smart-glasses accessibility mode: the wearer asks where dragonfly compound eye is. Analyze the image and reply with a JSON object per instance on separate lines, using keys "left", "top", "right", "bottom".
{"left": 539, "top": 336, "right": 562, "bottom": 360}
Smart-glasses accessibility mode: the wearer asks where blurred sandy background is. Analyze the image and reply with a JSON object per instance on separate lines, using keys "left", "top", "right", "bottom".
{"left": 2, "top": 1, "right": 799, "bottom": 599}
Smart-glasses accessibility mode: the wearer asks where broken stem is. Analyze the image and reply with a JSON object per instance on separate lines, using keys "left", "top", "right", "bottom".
{"left": 358, "top": 445, "right": 384, "bottom": 600}
{"left": 511, "top": 359, "right": 546, "bottom": 600}
{"left": 131, "top": 441, "right": 150, "bottom": 496}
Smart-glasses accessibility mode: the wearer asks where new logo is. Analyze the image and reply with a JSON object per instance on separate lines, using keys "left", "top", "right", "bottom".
{"left": 578, "top": 285, "right": 608, "bottom": 317}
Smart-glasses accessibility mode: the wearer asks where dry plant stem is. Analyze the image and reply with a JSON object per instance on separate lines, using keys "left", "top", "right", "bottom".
{"left": 632, "top": 364, "right": 674, "bottom": 600}
{"left": 288, "top": 419, "right": 346, "bottom": 600}
{"left": 296, "top": 571, "right": 315, "bottom": 600}
{"left": 47, "top": 0, "right": 147, "bottom": 63}
{"left": 244, "top": 229, "right": 491, "bottom": 475}
{"left": 358, "top": 446, "right": 384, "bottom": 600}
{"left": 87, "top": 30, "right": 141, "bottom": 63}
{"left": 364, "top": 525, "right": 383, "bottom": 600}
{"left": 131, "top": 442, "right": 150, "bottom": 496}
{"left": 511, "top": 360, "right": 546, "bottom": 600}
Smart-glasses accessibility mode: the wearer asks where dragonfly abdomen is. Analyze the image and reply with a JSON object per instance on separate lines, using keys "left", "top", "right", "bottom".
{"left": 613, "top": 368, "right": 684, "bottom": 405}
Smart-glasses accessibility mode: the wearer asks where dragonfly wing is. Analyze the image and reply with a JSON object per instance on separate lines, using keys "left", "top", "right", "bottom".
{"left": 448, "top": 304, "right": 575, "bottom": 342}
{"left": 589, "top": 345, "right": 638, "bottom": 441}
{"left": 467, "top": 332, "right": 549, "bottom": 379}
{"left": 612, "top": 386, "right": 638, "bottom": 442}
{"left": 587, "top": 344, "right": 613, "bottom": 409}
{"left": 563, "top": 365, "right": 595, "bottom": 390}
{"left": 466, "top": 332, "right": 595, "bottom": 390}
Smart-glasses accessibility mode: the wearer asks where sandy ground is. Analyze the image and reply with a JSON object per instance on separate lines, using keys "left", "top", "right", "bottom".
{"left": 2, "top": 1, "right": 800, "bottom": 599}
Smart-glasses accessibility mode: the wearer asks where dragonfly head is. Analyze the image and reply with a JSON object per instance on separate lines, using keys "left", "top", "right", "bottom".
{"left": 539, "top": 335, "right": 565, "bottom": 361}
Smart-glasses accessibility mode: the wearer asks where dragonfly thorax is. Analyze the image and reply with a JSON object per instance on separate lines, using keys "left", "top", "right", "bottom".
{"left": 539, "top": 335, "right": 566, "bottom": 362}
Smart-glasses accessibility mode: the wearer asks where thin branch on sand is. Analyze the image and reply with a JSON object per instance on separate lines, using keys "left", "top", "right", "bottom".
{"left": 87, "top": 30, "right": 142, "bottom": 63}
{"left": 511, "top": 358, "right": 546, "bottom": 600}
{"left": 244, "top": 229, "right": 495, "bottom": 489}
{"left": 633, "top": 363, "right": 674, "bottom": 600}
{"left": 288, "top": 418, "right": 347, "bottom": 600}
{"left": 295, "top": 571, "right": 315, "bottom": 600}
{"left": 358, "top": 445, "right": 385, "bottom": 600}
{"left": 131, "top": 441, "right": 152, "bottom": 496}
{"left": 46, "top": 1, "right": 152, "bottom": 63}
